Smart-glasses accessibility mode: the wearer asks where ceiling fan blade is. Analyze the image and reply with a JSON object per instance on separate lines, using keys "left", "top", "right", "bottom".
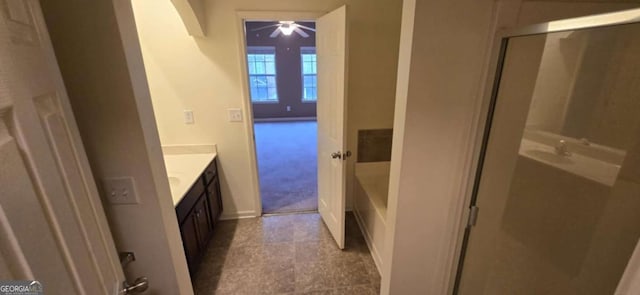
{"left": 294, "top": 27, "right": 309, "bottom": 38}
{"left": 270, "top": 28, "right": 281, "bottom": 38}
{"left": 251, "top": 24, "right": 279, "bottom": 32}
{"left": 296, "top": 24, "right": 316, "bottom": 32}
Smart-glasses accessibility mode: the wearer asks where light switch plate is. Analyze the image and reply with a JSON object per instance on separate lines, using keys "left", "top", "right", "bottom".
{"left": 102, "top": 177, "right": 140, "bottom": 205}
{"left": 183, "top": 110, "right": 194, "bottom": 124}
{"left": 228, "top": 108, "right": 243, "bottom": 122}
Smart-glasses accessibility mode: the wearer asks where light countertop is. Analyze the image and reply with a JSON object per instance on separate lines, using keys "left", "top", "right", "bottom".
{"left": 163, "top": 152, "right": 217, "bottom": 206}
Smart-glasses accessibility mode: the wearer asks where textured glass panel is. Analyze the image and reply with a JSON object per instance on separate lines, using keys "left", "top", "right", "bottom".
{"left": 457, "top": 23, "right": 640, "bottom": 295}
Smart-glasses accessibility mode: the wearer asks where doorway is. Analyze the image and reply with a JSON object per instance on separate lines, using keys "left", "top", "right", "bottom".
{"left": 243, "top": 20, "right": 319, "bottom": 214}
{"left": 239, "top": 7, "right": 348, "bottom": 248}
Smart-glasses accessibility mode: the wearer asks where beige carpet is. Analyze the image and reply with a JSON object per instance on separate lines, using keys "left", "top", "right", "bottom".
{"left": 254, "top": 121, "right": 318, "bottom": 214}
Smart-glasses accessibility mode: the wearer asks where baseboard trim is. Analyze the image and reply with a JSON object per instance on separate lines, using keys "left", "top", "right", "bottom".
{"left": 254, "top": 117, "right": 317, "bottom": 123}
{"left": 219, "top": 210, "right": 259, "bottom": 220}
{"left": 353, "top": 208, "right": 383, "bottom": 275}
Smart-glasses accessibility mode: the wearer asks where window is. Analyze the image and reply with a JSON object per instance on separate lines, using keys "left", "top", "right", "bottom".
{"left": 301, "top": 47, "right": 317, "bottom": 101}
{"left": 247, "top": 47, "right": 278, "bottom": 102}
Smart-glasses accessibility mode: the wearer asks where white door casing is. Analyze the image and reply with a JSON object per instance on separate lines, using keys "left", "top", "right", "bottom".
{"left": 316, "top": 5, "right": 347, "bottom": 249}
{"left": 0, "top": 0, "right": 124, "bottom": 294}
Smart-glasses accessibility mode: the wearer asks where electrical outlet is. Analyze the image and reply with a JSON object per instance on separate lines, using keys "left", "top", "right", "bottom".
{"left": 228, "top": 108, "right": 243, "bottom": 122}
{"left": 184, "top": 110, "right": 194, "bottom": 124}
{"left": 286, "top": 105, "right": 291, "bottom": 112}
{"left": 102, "top": 177, "right": 140, "bottom": 205}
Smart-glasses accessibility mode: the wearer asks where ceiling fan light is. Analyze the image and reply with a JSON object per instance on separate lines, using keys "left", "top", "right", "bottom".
{"left": 280, "top": 24, "right": 296, "bottom": 36}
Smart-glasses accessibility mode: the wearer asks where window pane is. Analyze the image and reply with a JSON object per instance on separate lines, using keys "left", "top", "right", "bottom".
{"left": 246, "top": 50, "right": 278, "bottom": 102}
{"left": 266, "top": 61, "right": 275, "bottom": 75}
{"left": 302, "top": 74, "right": 317, "bottom": 101}
{"left": 268, "top": 87, "right": 277, "bottom": 99}
{"left": 303, "top": 75, "right": 316, "bottom": 87}
{"left": 256, "top": 62, "right": 266, "bottom": 74}
{"left": 267, "top": 76, "right": 276, "bottom": 88}
{"left": 248, "top": 61, "right": 255, "bottom": 75}
{"left": 301, "top": 54, "right": 317, "bottom": 75}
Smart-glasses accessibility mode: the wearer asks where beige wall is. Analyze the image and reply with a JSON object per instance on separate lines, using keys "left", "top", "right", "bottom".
{"left": 133, "top": 0, "right": 400, "bottom": 217}
{"left": 526, "top": 31, "right": 583, "bottom": 132}
{"left": 40, "top": 0, "right": 193, "bottom": 294}
{"left": 132, "top": 0, "right": 402, "bottom": 217}
{"left": 383, "top": 0, "right": 639, "bottom": 294}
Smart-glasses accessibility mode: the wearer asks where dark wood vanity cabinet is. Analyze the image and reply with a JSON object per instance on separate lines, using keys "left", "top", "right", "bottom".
{"left": 176, "top": 158, "right": 223, "bottom": 275}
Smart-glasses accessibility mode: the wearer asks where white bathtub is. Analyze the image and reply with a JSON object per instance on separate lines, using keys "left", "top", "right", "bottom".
{"left": 353, "top": 161, "right": 390, "bottom": 273}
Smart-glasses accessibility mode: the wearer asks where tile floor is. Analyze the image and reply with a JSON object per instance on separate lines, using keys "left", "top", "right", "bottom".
{"left": 193, "top": 212, "right": 381, "bottom": 294}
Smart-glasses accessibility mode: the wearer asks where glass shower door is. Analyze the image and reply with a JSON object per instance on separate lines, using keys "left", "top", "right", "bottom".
{"left": 457, "top": 11, "right": 640, "bottom": 295}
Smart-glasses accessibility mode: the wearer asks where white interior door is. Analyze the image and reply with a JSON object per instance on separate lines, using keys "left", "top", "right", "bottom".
{"left": 316, "top": 5, "right": 347, "bottom": 249}
{"left": 0, "top": 0, "right": 124, "bottom": 293}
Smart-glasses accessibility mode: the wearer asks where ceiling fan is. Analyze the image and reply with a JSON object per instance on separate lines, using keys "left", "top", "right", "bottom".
{"left": 251, "top": 21, "right": 316, "bottom": 38}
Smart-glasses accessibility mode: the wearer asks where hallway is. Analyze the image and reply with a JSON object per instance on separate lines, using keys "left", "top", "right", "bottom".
{"left": 254, "top": 121, "right": 318, "bottom": 214}
{"left": 193, "top": 213, "right": 380, "bottom": 294}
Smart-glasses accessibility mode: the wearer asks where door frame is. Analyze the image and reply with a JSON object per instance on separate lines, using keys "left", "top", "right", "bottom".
{"left": 452, "top": 7, "right": 640, "bottom": 294}
{"left": 235, "top": 10, "right": 327, "bottom": 215}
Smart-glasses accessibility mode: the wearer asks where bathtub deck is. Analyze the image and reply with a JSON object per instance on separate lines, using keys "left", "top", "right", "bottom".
{"left": 353, "top": 161, "right": 391, "bottom": 274}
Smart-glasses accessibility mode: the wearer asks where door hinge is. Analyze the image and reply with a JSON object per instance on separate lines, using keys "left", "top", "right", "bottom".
{"left": 467, "top": 206, "right": 479, "bottom": 228}
{"left": 119, "top": 252, "right": 135, "bottom": 268}
{"left": 342, "top": 150, "right": 352, "bottom": 161}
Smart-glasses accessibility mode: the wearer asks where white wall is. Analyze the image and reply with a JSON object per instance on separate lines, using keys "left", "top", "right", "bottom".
{"left": 132, "top": 0, "right": 402, "bottom": 218}
{"left": 382, "top": 0, "right": 639, "bottom": 294}
{"left": 382, "top": 0, "right": 499, "bottom": 293}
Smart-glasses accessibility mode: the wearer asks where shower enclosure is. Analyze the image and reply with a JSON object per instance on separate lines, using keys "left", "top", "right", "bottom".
{"left": 456, "top": 9, "right": 640, "bottom": 295}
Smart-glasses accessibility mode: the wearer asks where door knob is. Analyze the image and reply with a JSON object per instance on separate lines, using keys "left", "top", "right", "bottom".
{"left": 331, "top": 151, "right": 342, "bottom": 159}
{"left": 122, "top": 277, "right": 149, "bottom": 294}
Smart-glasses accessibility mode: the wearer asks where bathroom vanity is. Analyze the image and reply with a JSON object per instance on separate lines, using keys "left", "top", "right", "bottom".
{"left": 164, "top": 152, "right": 222, "bottom": 275}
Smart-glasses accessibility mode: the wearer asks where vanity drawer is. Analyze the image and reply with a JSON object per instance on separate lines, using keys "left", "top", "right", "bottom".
{"left": 202, "top": 159, "right": 217, "bottom": 184}
{"left": 176, "top": 180, "right": 205, "bottom": 223}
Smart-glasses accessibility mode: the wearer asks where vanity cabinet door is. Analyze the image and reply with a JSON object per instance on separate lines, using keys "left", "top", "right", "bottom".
{"left": 193, "top": 196, "right": 211, "bottom": 248}
{"left": 206, "top": 178, "right": 222, "bottom": 229}
{"left": 181, "top": 213, "right": 200, "bottom": 273}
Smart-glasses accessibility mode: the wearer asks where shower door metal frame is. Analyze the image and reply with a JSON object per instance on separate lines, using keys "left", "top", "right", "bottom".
{"left": 452, "top": 8, "right": 640, "bottom": 294}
